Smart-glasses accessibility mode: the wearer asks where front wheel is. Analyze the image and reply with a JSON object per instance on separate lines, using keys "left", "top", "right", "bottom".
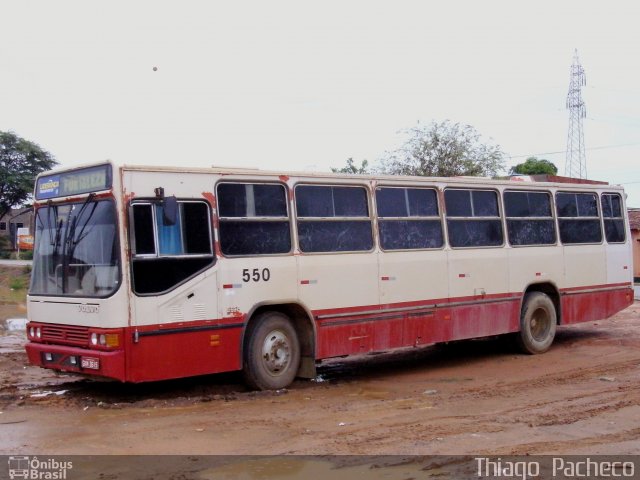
{"left": 243, "top": 312, "right": 300, "bottom": 390}
{"left": 516, "top": 292, "right": 557, "bottom": 354}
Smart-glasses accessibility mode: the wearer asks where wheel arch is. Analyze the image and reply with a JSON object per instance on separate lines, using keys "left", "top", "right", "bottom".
{"left": 523, "top": 282, "right": 561, "bottom": 324}
{"left": 241, "top": 301, "right": 317, "bottom": 379}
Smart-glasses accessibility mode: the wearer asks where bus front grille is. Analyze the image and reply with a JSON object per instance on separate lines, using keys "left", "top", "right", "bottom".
{"left": 41, "top": 324, "right": 90, "bottom": 346}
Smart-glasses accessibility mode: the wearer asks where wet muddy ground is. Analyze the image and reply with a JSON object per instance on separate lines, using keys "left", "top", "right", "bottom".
{"left": 1, "top": 303, "right": 640, "bottom": 458}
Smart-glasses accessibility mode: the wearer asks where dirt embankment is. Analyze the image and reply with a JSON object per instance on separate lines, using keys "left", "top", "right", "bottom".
{"left": 1, "top": 303, "right": 640, "bottom": 456}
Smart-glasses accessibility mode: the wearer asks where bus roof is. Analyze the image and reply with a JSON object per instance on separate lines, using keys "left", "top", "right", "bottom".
{"left": 36, "top": 159, "right": 620, "bottom": 191}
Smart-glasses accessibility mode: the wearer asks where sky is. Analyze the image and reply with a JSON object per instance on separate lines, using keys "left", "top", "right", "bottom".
{"left": 2, "top": 1, "right": 640, "bottom": 205}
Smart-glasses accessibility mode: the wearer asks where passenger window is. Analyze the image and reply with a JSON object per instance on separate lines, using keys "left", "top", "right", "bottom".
{"left": 504, "top": 191, "right": 556, "bottom": 246}
{"left": 296, "top": 185, "right": 373, "bottom": 252}
{"left": 130, "top": 201, "right": 214, "bottom": 295}
{"left": 376, "top": 187, "right": 443, "bottom": 250}
{"left": 445, "top": 189, "right": 503, "bottom": 247}
{"left": 132, "top": 204, "right": 155, "bottom": 255}
{"left": 217, "top": 183, "right": 291, "bottom": 256}
{"left": 602, "top": 193, "right": 625, "bottom": 243}
{"left": 556, "top": 192, "right": 602, "bottom": 244}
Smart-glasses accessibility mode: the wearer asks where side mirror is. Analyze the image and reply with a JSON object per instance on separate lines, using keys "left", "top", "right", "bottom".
{"left": 162, "top": 196, "right": 178, "bottom": 226}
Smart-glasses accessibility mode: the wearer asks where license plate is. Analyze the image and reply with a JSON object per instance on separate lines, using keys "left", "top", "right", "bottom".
{"left": 81, "top": 357, "right": 100, "bottom": 370}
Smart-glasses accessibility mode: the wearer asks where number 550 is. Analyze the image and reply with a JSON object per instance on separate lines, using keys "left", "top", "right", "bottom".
{"left": 242, "top": 268, "right": 271, "bottom": 282}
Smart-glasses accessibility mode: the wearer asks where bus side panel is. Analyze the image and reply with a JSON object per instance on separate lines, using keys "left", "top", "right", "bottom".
{"left": 404, "top": 310, "right": 446, "bottom": 347}
{"left": 378, "top": 250, "right": 448, "bottom": 308}
{"left": 126, "top": 323, "right": 243, "bottom": 382}
{"left": 605, "top": 241, "right": 634, "bottom": 285}
{"left": 314, "top": 294, "right": 521, "bottom": 359}
{"left": 564, "top": 245, "right": 606, "bottom": 290}
{"left": 507, "top": 246, "right": 564, "bottom": 299}
{"left": 315, "top": 309, "right": 442, "bottom": 358}
{"left": 561, "top": 287, "right": 634, "bottom": 325}
{"left": 447, "top": 296, "right": 521, "bottom": 340}
{"left": 316, "top": 315, "right": 402, "bottom": 358}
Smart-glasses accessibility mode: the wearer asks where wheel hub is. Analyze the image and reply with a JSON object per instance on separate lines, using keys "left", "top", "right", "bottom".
{"left": 262, "top": 330, "right": 290, "bottom": 375}
{"left": 530, "top": 308, "right": 550, "bottom": 341}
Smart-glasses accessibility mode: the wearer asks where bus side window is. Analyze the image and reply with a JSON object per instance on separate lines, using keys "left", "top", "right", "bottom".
{"left": 130, "top": 200, "right": 214, "bottom": 295}
{"left": 445, "top": 189, "right": 503, "bottom": 248}
{"left": 132, "top": 204, "right": 156, "bottom": 255}
{"left": 217, "top": 183, "right": 291, "bottom": 256}
{"left": 556, "top": 192, "right": 602, "bottom": 244}
{"left": 376, "top": 187, "right": 443, "bottom": 250}
{"left": 504, "top": 191, "right": 556, "bottom": 246}
{"left": 601, "top": 193, "right": 625, "bottom": 243}
{"left": 296, "top": 185, "right": 373, "bottom": 253}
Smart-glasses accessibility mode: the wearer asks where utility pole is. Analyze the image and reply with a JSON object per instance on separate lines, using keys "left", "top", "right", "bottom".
{"left": 565, "top": 49, "right": 587, "bottom": 178}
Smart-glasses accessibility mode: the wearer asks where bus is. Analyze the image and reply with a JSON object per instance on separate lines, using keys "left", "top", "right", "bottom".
{"left": 25, "top": 162, "right": 634, "bottom": 390}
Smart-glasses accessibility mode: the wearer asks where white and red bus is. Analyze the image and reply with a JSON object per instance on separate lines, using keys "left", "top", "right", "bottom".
{"left": 25, "top": 162, "right": 634, "bottom": 389}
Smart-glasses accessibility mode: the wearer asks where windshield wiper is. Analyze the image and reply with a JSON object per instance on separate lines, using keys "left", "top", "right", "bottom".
{"left": 44, "top": 201, "right": 59, "bottom": 247}
{"left": 66, "top": 194, "right": 97, "bottom": 258}
{"left": 54, "top": 218, "right": 63, "bottom": 251}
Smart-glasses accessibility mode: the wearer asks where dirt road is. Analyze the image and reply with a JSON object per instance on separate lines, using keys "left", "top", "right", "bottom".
{"left": 1, "top": 304, "right": 640, "bottom": 456}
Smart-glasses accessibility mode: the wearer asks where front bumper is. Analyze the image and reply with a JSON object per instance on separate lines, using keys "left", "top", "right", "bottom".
{"left": 25, "top": 342, "right": 126, "bottom": 381}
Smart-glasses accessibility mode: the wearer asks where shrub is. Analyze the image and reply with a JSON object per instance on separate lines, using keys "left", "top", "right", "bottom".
{"left": 19, "top": 250, "right": 33, "bottom": 260}
{"left": 9, "top": 277, "right": 27, "bottom": 290}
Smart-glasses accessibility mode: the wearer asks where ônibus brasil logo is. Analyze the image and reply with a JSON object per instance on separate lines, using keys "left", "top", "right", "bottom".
{"left": 7, "top": 457, "right": 73, "bottom": 480}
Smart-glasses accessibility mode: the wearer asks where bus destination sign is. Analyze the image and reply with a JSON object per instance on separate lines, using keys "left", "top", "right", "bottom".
{"left": 36, "top": 164, "right": 112, "bottom": 200}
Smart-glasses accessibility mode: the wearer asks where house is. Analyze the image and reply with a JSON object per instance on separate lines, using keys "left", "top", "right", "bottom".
{"left": 0, "top": 207, "right": 33, "bottom": 250}
{"left": 629, "top": 209, "right": 640, "bottom": 283}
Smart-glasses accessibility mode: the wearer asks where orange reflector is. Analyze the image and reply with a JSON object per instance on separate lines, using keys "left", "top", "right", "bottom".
{"left": 105, "top": 334, "right": 120, "bottom": 348}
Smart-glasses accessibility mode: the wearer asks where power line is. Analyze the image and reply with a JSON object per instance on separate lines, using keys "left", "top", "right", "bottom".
{"left": 507, "top": 141, "right": 640, "bottom": 160}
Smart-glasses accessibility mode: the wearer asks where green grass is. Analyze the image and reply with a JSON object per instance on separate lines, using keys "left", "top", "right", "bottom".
{"left": 0, "top": 265, "right": 31, "bottom": 304}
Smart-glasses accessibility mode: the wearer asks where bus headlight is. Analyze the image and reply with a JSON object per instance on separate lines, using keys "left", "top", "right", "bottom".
{"left": 29, "top": 327, "right": 35, "bottom": 338}
{"left": 36, "top": 327, "right": 41, "bottom": 339}
{"left": 88, "top": 331, "right": 120, "bottom": 349}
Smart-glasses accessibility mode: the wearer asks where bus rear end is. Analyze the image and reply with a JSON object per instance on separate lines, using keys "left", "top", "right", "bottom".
{"left": 25, "top": 163, "right": 129, "bottom": 381}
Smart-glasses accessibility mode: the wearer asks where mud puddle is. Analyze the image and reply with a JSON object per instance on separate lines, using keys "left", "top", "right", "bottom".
{"left": 1, "top": 304, "right": 640, "bottom": 456}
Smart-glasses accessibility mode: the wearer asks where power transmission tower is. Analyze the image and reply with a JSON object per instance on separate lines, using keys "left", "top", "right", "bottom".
{"left": 565, "top": 49, "right": 587, "bottom": 178}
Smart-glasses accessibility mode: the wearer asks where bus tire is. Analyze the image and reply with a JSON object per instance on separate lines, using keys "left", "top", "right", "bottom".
{"left": 516, "top": 292, "right": 557, "bottom": 354}
{"left": 243, "top": 312, "right": 300, "bottom": 390}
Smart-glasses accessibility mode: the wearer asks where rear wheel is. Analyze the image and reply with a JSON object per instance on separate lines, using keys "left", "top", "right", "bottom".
{"left": 516, "top": 292, "right": 557, "bottom": 354}
{"left": 243, "top": 312, "right": 300, "bottom": 390}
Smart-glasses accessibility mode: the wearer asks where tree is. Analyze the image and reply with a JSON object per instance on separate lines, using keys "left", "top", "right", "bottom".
{"left": 510, "top": 157, "right": 558, "bottom": 176}
{"left": 331, "top": 157, "right": 371, "bottom": 175}
{"left": 381, "top": 120, "right": 505, "bottom": 177}
{"left": 0, "top": 131, "right": 57, "bottom": 220}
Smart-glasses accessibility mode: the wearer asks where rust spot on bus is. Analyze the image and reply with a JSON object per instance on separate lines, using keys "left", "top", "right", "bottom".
{"left": 201, "top": 191, "right": 217, "bottom": 209}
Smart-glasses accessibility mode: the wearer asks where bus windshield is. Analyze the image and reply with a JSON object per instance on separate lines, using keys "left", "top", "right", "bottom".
{"left": 30, "top": 198, "right": 120, "bottom": 297}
